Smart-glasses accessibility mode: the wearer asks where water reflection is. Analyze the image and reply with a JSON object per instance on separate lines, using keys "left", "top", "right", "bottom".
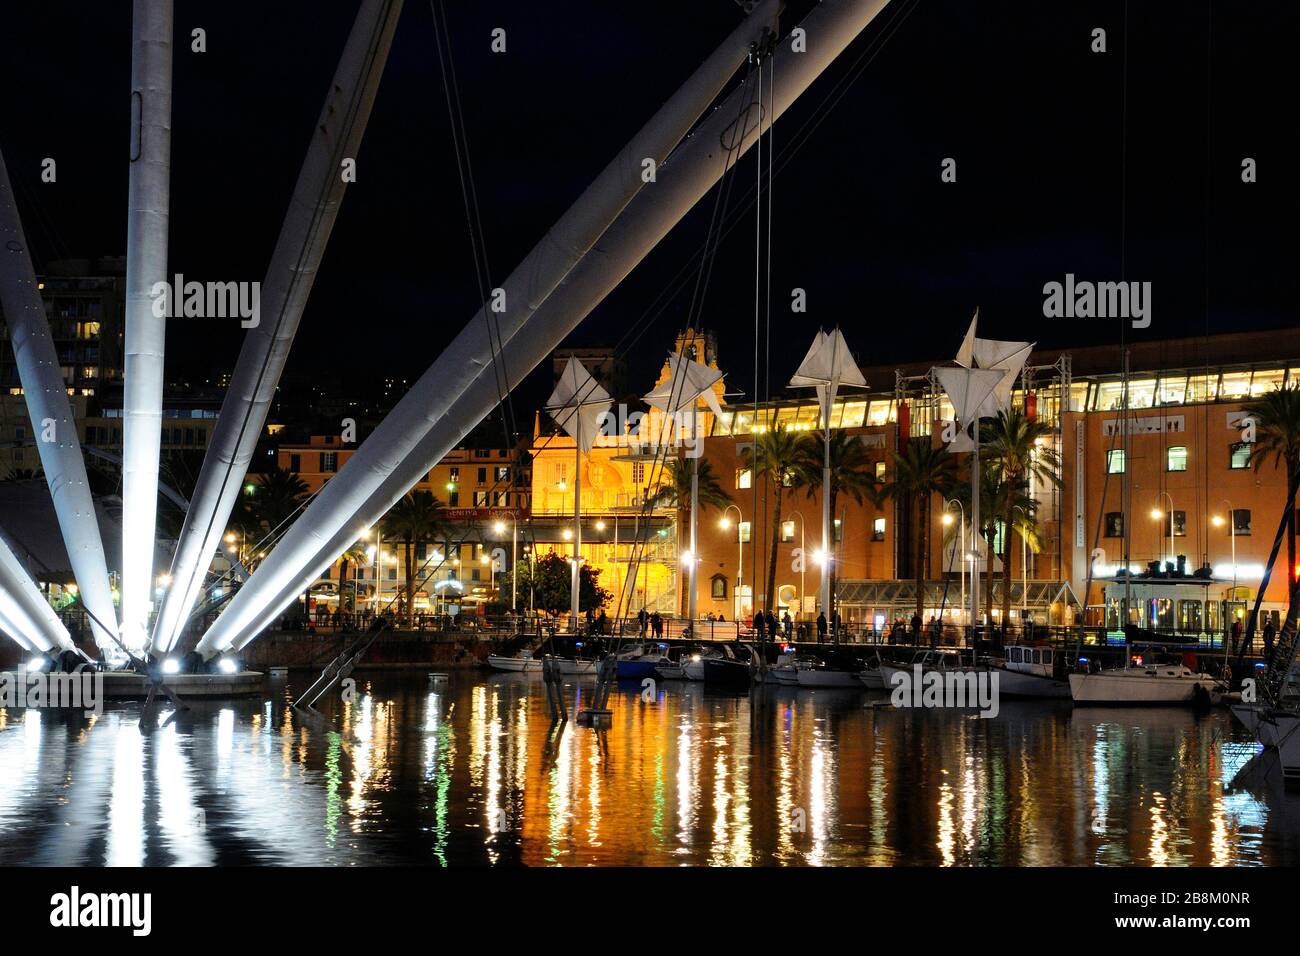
{"left": 0, "top": 674, "right": 1296, "bottom": 866}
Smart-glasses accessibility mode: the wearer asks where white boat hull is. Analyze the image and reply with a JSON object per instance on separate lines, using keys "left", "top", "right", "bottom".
{"left": 682, "top": 661, "right": 705, "bottom": 681}
{"left": 1231, "top": 705, "right": 1300, "bottom": 782}
{"left": 856, "top": 668, "right": 887, "bottom": 690}
{"left": 1069, "top": 669, "right": 1223, "bottom": 706}
{"left": 765, "top": 667, "right": 799, "bottom": 686}
{"left": 487, "top": 655, "right": 541, "bottom": 673}
{"left": 656, "top": 664, "right": 686, "bottom": 680}
{"left": 558, "top": 659, "right": 598, "bottom": 675}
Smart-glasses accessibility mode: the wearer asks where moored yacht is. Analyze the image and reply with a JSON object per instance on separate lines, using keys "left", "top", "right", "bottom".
{"left": 1069, "top": 648, "right": 1225, "bottom": 706}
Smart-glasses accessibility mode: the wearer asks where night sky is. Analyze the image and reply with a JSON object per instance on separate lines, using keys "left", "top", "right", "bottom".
{"left": 1, "top": 0, "right": 1295, "bottom": 415}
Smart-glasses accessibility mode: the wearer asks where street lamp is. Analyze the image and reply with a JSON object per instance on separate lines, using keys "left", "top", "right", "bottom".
{"left": 1150, "top": 491, "right": 1175, "bottom": 568}
{"left": 493, "top": 516, "right": 518, "bottom": 613}
{"left": 943, "top": 497, "right": 965, "bottom": 621}
{"left": 787, "top": 509, "right": 807, "bottom": 622}
{"left": 720, "top": 504, "right": 744, "bottom": 619}
{"left": 1212, "top": 497, "right": 1237, "bottom": 595}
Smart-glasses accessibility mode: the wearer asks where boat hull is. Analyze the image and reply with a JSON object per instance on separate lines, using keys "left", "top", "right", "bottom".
{"left": 682, "top": 661, "right": 706, "bottom": 681}
{"left": 703, "top": 658, "right": 752, "bottom": 688}
{"left": 795, "top": 669, "right": 864, "bottom": 689}
{"left": 1069, "top": 671, "right": 1223, "bottom": 706}
{"left": 1231, "top": 705, "right": 1300, "bottom": 783}
{"left": 616, "top": 659, "right": 664, "bottom": 681}
{"left": 856, "top": 668, "right": 887, "bottom": 690}
{"left": 487, "top": 655, "right": 541, "bottom": 673}
{"left": 997, "top": 669, "right": 1071, "bottom": 699}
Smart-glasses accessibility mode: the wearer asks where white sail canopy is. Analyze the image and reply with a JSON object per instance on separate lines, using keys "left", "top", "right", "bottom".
{"left": 788, "top": 328, "right": 866, "bottom": 422}
{"left": 644, "top": 352, "right": 725, "bottom": 415}
{"left": 546, "top": 357, "right": 613, "bottom": 454}
{"left": 951, "top": 310, "right": 1033, "bottom": 420}
{"left": 934, "top": 366, "right": 1003, "bottom": 429}
{"left": 643, "top": 352, "right": 724, "bottom": 448}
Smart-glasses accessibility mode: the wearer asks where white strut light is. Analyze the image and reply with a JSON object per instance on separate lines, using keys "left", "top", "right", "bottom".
{"left": 120, "top": 0, "right": 174, "bottom": 654}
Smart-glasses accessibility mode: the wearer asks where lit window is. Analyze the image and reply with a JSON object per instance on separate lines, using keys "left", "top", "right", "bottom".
{"left": 736, "top": 468, "right": 751, "bottom": 490}
{"left": 834, "top": 518, "right": 843, "bottom": 543}
{"left": 781, "top": 520, "right": 795, "bottom": 542}
{"left": 1166, "top": 446, "right": 1187, "bottom": 472}
{"left": 874, "top": 461, "right": 886, "bottom": 481}
{"left": 738, "top": 521, "right": 751, "bottom": 544}
{"left": 711, "top": 575, "right": 727, "bottom": 600}
{"left": 872, "top": 517, "right": 886, "bottom": 541}
{"left": 1105, "top": 512, "right": 1124, "bottom": 538}
{"left": 1229, "top": 442, "right": 1252, "bottom": 470}
{"left": 1106, "top": 449, "right": 1126, "bottom": 474}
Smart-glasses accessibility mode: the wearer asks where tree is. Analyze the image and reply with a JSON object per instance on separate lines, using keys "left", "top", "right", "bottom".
{"left": 980, "top": 407, "right": 1061, "bottom": 624}
{"left": 243, "top": 467, "right": 309, "bottom": 540}
{"left": 516, "top": 551, "right": 611, "bottom": 617}
{"left": 741, "top": 428, "right": 814, "bottom": 617}
{"left": 1245, "top": 384, "right": 1300, "bottom": 589}
{"left": 647, "top": 457, "right": 732, "bottom": 616}
{"left": 883, "top": 438, "right": 957, "bottom": 620}
{"left": 333, "top": 539, "right": 371, "bottom": 615}
{"left": 957, "top": 465, "right": 1041, "bottom": 622}
{"left": 798, "top": 430, "right": 884, "bottom": 623}
{"left": 381, "top": 491, "right": 449, "bottom": 628}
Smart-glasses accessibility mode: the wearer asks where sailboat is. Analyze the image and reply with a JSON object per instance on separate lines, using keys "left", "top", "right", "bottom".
{"left": 1069, "top": 648, "right": 1226, "bottom": 706}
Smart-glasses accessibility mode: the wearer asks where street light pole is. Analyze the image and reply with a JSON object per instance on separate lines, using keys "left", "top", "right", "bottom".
{"left": 943, "top": 498, "right": 965, "bottom": 622}
{"left": 721, "top": 504, "right": 744, "bottom": 622}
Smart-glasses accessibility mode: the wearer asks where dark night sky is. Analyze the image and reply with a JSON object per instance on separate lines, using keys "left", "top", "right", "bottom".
{"left": 1, "top": 1, "right": 1295, "bottom": 415}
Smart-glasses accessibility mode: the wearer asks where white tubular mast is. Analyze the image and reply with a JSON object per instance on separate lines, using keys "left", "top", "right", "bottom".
{"left": 0, "top": 148, "right": 120, "bottom": 654}
{"left": 198, "top": 0, "right": 890, "bottom": 659}
{"left": 0, "top": 534, "right": 73, "bottom": 654}
{"left": 120, "top": 0, "right": 173, "bottom": 653}
{"left": 150, "top": 0, "right": 405, "bottom": 655}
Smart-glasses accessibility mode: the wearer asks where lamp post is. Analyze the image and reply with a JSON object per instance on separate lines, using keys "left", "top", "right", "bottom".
{"left": 720, "top": 504, "right": 744, "bottom": 620}
{"left": 942, "top": 498, "right": 965, "bottom": 621}
{"left": 788, "top": 508, "right": 807, "bottom": 623}
{"left": 494, "top": 517, "right": 517, "bottom": 613}
{"left": 1150, "top": 490, "right": 1175, "bottom": 568}
{"left": 1213, "top": 499, "right": 1237, "bottom": 656}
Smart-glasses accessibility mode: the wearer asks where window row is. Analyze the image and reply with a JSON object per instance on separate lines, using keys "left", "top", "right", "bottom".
{"left": 1105, "top": 443, "right": 1253, "bottom": 474}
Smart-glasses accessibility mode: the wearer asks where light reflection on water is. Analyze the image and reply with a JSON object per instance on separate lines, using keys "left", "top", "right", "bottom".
{"left": 0, "top": 672, "right": 1297, "bottom": 867}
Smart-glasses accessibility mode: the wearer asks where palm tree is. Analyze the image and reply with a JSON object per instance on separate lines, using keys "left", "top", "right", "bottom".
{"left": 980, "top": 407, "right": 1061, "bottom": 624}
{"left": 647, "top": 458, "right": 732, "bottom": 615}
{"left": 244, "top": 467, "right": 310, "bottom": 541}
{"left": 959, "top": 466, "right": 1041, "bottom": 622}
{"left": 381, "top": 491, "right": 449, "bottom": 628}
{"left": 883, "top": 438, "right": 957, "bottom": 621}
{"left": 333, "top": 539, "right": 370, "bottom": 617}
{"left": 798, "top": 431, "right": 883, "bottom": 623}
{"left": 742, "top": 428, "right": 814, "bottom": 616}
{"left": 1245, "top": 384, "right": 1300, "bottom": 589}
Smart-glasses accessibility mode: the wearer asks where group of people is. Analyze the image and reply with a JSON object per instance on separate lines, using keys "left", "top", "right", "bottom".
{"left": 635, "top": 607, "right": 665, "bottom": 638}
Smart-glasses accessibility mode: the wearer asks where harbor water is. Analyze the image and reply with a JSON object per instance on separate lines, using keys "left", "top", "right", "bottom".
{"left": 0, "top": 671, "right": 1296, "bottom": 866}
